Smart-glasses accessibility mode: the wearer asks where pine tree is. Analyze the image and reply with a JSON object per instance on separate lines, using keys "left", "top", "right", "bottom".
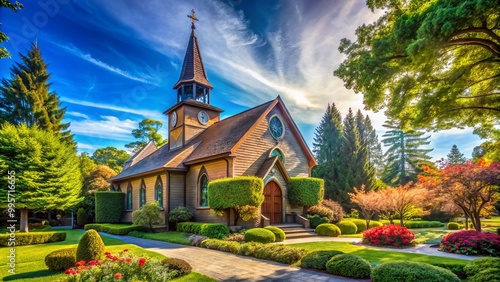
{"left": 447, "top": 144, "right": 467, "bottom": 165}
{"left": 363, "top": 114, "right": 384, "bottom": 177}
{"left": 381, "top": 120, "right": 433, "bottom": 186}
{"left": 312, "top": 103, "right": 344, "bottom": 200}
{"left": 354, "top": 110, "right": 377, "bottom": 190}
{"left": 0, "top": 43, "right": 73, "bottom": 145}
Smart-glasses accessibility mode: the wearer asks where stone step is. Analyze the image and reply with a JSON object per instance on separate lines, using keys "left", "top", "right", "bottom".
{"left": 272, "top": 224, "right": 303, "bottom": 230}
{"left": 282, "top": 228, "right": 315, "bottom": 234}
{"left": 285, "top": 231, "right": 318, "bottom": 239}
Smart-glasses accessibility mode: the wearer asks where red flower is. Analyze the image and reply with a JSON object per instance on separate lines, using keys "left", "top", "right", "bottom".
{"left": 138, "top": 257, "right": 146, "bottom": 268}
{"left": 114, "top": 272, "right": 123, "bottom": 279}
{"left": 75, "top": 260, "right": 86, "bottom": 267}
{"left": 65, "top": 268, "right": 76, "bottom": 275}
{"left": 125, "top": 257, "right": 132, "bottom": 263}
{"left": 123, "top": 249, "right": 128, "bottom": 252}
{"left": 88, "top": 260, "right": 97, "bottom": 266}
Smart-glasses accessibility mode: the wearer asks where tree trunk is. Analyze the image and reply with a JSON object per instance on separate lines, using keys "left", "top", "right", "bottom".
{"left": 232, "top": 208, "right": 240, "bottom": 226}
{"left": 465, "top": 217, "right": 469, "bottom": 230}
{"left": 473, "top": 212, "right": 481, "bottom": 232}
{"left": 366, "top": 219, "right": 370, "bottom": 230}
{"left": 20, "top": 208, "right": 29, "bottom": 232}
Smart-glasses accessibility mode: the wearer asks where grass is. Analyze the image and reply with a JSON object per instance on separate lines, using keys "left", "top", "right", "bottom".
{"left": 0, "top": 228, "right": 215, "bottom": 282}
{"left": 128, "top": 231, "right": 190, "bottom": 245}
{"left": 288, "top": 241, "right": 468, "bottom": 267}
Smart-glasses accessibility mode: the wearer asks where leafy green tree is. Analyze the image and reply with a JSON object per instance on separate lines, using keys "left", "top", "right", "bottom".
{"left": 447, "top": 144, "right": 467, "bottom": 165}
{"left": 0, "top": 43, "right": 74, "bottom": 145}
{"left": 125, "top": 119, "right": 167, "bottom": 153}
{"left": 381, "top": 120, "right": 433, "bottom": 186}
{"left": 78, "top": 165, "right": 116, "bottom": 221}
{"left": 0, "top": 124, "right": 82, "bottom": 232}
{"left": 79, "top": 152, "right": 96, "bottom": 179}
{"left": 334, "top": 0, "right": 500, "bottom": 137}
{"left": 132, "top": 201, "right": 162, "bottom": 232}
{"left": 312, "top": 103, "right": 344, "bottom": 200}
{"left": 472, "top": 140, "right": 500, "bottom": 163}
{"left": 91, "top": 146, "right": 130, "bottom": 173}
{"left": 0, "top": 1, "right": 23, "bottom": 58}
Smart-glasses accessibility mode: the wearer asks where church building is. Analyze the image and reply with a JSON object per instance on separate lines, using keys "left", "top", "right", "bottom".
{"left": 110, "top": 12, "right": 317, "bottom": 227}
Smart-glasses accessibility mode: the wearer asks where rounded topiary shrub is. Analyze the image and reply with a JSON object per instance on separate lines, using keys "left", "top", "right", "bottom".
{"left": 301, "top": 250, "right": 344, "bottom": 270}
{"left": 45, "top": 248, "right": 76, "bottom": 271}
{"left": 440, "top": 230, "right": 500, "bottom": 256}
{"left": 362, "top": 224, "right": 414, "bottom": 247}
{"left": 76, "top": 229, "right": 105, "bottom": 262}
{"left": 337, "top": 221, "right": 358, "bottom": 234}
{"left": 325, "top": 254, "right": 371, "bottom": 278}
{"left": 244, "top": 228, "right": 275, "bottom": 243}
{"left": 470, "top": 268, "right": 500, "bottom": 282}
{"left": 447, "top": 222, "right": 460, "bottom": 230}
{"left": 162, "top": 258, "right": 192, "bottom": 278}
{"left": 315, "top": 223, "right": 341, "bottom": 237}
{"left": 168, "top": 206, "right": 194, "bottom": 226}
{"left": 369, "top": 221, "right": 383, "bottom": 228}
{"left": 307, "top": 214, "right": 330, "bottom": 229}
{"left": 264, "top": 226, "right": 286, "bottom": 242}
{"left": 464, "top": 257, "right": 500, "bottom": 278}
{"left": 371, "top": 261, "right": 460, "bottom": 282}
{"left": 347, "top": 219, "right": 368, "bottom": 232}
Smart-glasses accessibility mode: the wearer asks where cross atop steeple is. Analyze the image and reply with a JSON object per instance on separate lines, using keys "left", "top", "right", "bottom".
{"left": 187, "top": 9, "right": 198, "bottom": 29}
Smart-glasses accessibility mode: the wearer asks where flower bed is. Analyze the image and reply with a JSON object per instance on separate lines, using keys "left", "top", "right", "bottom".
{"left": 63, "top": 249, "right": 191, "bottom": 281}
{"left": 362, "top": 224, "right": 414, "bottom": 247}
{"left": 440, "top": 230, "right": 500, "bottom": 257}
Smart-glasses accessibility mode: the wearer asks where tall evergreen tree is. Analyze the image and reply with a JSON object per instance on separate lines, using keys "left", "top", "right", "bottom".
{"left": 381, "top": 120, "right": 433, "bottom": 186}
{"left": 312, "top": 103, "right": 344, "bottom": 200}
{"left": 0, "top": 43, "right": 73, "bottom": 145}
{"left": 447, "top": 144, "right": 467, "bottom": 165}
{"left": 354, "top": 110, "right": 377, "bottom": 190}
{"left": 363, "top": 114, "right": 384, "bottom": 177}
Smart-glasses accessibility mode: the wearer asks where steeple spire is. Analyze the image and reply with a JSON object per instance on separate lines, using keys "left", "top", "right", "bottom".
{"left": 173, "top": 9, "right": 213, "bottom": 104}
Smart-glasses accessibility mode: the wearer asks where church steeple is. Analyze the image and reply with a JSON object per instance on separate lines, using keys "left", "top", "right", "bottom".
{"left": 173, "top": 9, "right": 213, "bottom": 104}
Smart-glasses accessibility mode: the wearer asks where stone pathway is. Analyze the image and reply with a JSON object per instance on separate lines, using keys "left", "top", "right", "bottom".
{"left": 102, "top": 234, "right": 370, "bottom": 282}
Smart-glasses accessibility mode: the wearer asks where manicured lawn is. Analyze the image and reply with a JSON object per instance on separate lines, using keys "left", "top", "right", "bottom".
{"left": 288, "top": 241, "right": 468, "bottom": 267}
{"left": 129, "top": 231, "right": 190, "bottom": 245}
{"left": 0, "top": 229, "right": 215, "bottom": 282}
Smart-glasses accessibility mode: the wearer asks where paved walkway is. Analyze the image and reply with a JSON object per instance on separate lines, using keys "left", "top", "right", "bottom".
{"left": 103, "top": 234, "right": 370, "bottom": 282}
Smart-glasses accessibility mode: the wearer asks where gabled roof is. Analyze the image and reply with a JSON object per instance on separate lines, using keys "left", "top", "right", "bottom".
{"left": 122, "top": 141, "right": 157, "bottom": 170}
{"left": 164, "top": 99, "right": 223, "bottom": 115}
{"left": 255, "top": 156, "right": 290, "bottom": 183}
{"left": 173, "top": 27, "right": 212, "bottom": 89}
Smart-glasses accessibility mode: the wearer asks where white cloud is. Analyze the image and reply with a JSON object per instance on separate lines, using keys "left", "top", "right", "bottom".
{"left": 77, "top": 143, "right": 100, "bottom": 150}
{"left": 69, "top": 116, "right": 137, "bottom": 141}
{"left": 66, "top": 111, "right": 89, "bottom": 119}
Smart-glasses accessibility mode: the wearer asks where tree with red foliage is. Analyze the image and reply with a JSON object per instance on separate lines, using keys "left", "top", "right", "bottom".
{"left": 419, "top": 160, "right": 500, "bottom": 232}
{"left": 349, "top": 185, "right": 381, "bottom": 228}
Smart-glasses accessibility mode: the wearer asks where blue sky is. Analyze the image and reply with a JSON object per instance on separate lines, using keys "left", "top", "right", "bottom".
{"left": 1, "top": 0, "right": 482, "bottom": 160}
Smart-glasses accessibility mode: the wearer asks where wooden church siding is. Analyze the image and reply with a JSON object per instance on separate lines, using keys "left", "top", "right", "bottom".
{"left": 169, "top": 172, "right": 185, "bottom": 211}
{"left": 186, "top": 159, "right": 230, "bottom": 210}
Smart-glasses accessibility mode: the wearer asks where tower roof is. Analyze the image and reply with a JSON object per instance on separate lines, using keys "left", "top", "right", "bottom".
{"left": 173, "top": 21, "right": 213, "bottom": 89}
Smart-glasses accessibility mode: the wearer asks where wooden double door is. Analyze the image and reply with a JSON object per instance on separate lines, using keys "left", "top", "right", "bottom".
{"left": 261, "top": 181, "right": 283, "bottom": 224}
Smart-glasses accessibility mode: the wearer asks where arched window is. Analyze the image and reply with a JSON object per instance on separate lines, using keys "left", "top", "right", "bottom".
{"left": 199, "top": 174, "right": 208, "bottom": 207}
{"left": 271, "top": 148, "right": 285, "bottom": 163}
{"left": 139, "top": 180, "right": 146, "bottom": 207}
{"left": 155, "top": 176, "right": 163, "bottom": 208}
{"left": 126, "top": 182, "right": 133, "bottom": 210}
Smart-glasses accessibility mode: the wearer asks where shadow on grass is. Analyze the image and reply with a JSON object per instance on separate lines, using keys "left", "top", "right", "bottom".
{"left": 3, "top": 270, "right": 60, "bottom": 281}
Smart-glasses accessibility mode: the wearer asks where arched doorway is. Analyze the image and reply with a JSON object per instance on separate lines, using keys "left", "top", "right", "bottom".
{"left": 261, "top": 181, "right": 283, "bottom": 224}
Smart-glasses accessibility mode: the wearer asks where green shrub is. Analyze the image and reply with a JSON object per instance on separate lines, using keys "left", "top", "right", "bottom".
{"left": 337, "top": 221, "right": 358, "bottom": 234}
{"left": 238, "top": 242, "right": 262, "bottom": 256}
{"left": 464, "top": 258, "right": 500, "bottom": 278}
{"left": 430, "top": 263, "right": 466, "bottom": 279}
{"left": 347, "top": 219, "right": 368, "bottom": 232}
{"left": 371, "top": 261, "right": 460, "bottom": 282}
{"left": 470, "top": 268, "right": 500, "bottom": 282}
{"left": 161, "top": 258, "right": 192, "bottom": 278}
{"left": 84, "top": 223, "right": 143, "bottom": 235}
{"left": 0, "top": 232, "right": 66, "bottom": 247}
{"left": 168, "top": 207, "right": 194, "bottom": 225}
{"left": 315, "top": 223, "right": 341, "bottom": 237}
{"left": 326, "top": 254, "right": 371, "bottom": 278}
{"left": 132, "top": 201, "right": 162, "bottom": 232}
{"left": 404, "top": 220, "right": 443, "bottom": 229}
{"left": 321, "top": 199, "right": 345, "bottom": 223}
{"left": 77, "top": 208, "right": 88, "bottom": 226}
{"left": 264, "top": 226, "right": 286, "bottom": 242}
{"left": 307, "top": 214, "right": 330, "bottom": 229}
{"left": 253, "top": 244, "right": 307, "bottom": 264}
{"left": 307, "top": 205, "right": 334, "bottom": 221}
{"left": 447, "top": 222, "right": 460, "bottom": 230}
{"left": 177, "top": 222, "right": 230, "bottom": 239}
{"left": 76, "top": 229, "right": 105, "bottom": 262}
{"left": 201, "top": 239, "right": 241, "bottom": 254}
{"left": 288, "top": 177, "right": 324, "bottom": 207}
{"left": 301, "top": 250, "right": 344, "bottom": 270}
{"left": 208, "top": 176, "right": 264, "bottom": 226}
{"left": 369, "top": 221, "right": 383, "bottom": 228}
{"left": 95, "top": 191, "right": 124, "bottom": 223}
{"left": 244, "top": 228, "right": 276, "bottom": 243}
{"left": 45, "top": 248, "right": 76, "bottom": 271}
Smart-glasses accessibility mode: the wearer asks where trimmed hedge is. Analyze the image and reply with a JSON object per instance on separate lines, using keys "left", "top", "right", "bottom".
{"left": 0, "top": 232, "right": 66, "bottom": 247}
{"left": 288, "top": 177, "right": 324, "bottom": 207}
{"left": 264, "top": 226, "right": 286, "bottom": 242}
{"left": 326, "top": 254, "right": 371, "bottom": 278}
{"left": 315, "top": 223, "right": 341, "bottom": 237}
{"left": 301, "top": 250, "right": 344, "bottom": 270}
{"left": 371, "top": 261, "right": 460, "bottom": 282}
{"left": 201, "top": 239, "right": 241, "bottom": 254}
{"left": 404, "top": 220, "right": 443, "bottom": 229}
{"left": 369, "top": 221, "right": 384, "bottom": 228}
{"left": 45, "top": 248, "right": 76, "bottom": 271}
{"left": 76, "top": 229, "right": 105, "bottom": 262}
{"left": 84, "top": 223, "right": 144, "bottom": 235}
{"left": 245, "top": 228, "right": 276, "bottom": 244}
{"left": 177, "top": 222, "right": 230, "bottom": 239}
{"left": 346, "top": 219, "right": 368, "bottom": 232}
{"left": 307, "top": 214, "right": 330, "bottom": 229}
{"left": 464, "top": 258, "right": 500, "bottom": 278}
{"left": 447, "top": 222, "right": 460, "bottom": 230}
{"left": 337, "top": 221, "right": 358, "bottom": 234}
{"left": 470, "top": 268, "right": 500, "bottom": 282}
{"left": 95, "top": 191, "right": 124, "bottom": 223}
{"left": 77, "top": 208, "right": 88, "bottom": 226}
